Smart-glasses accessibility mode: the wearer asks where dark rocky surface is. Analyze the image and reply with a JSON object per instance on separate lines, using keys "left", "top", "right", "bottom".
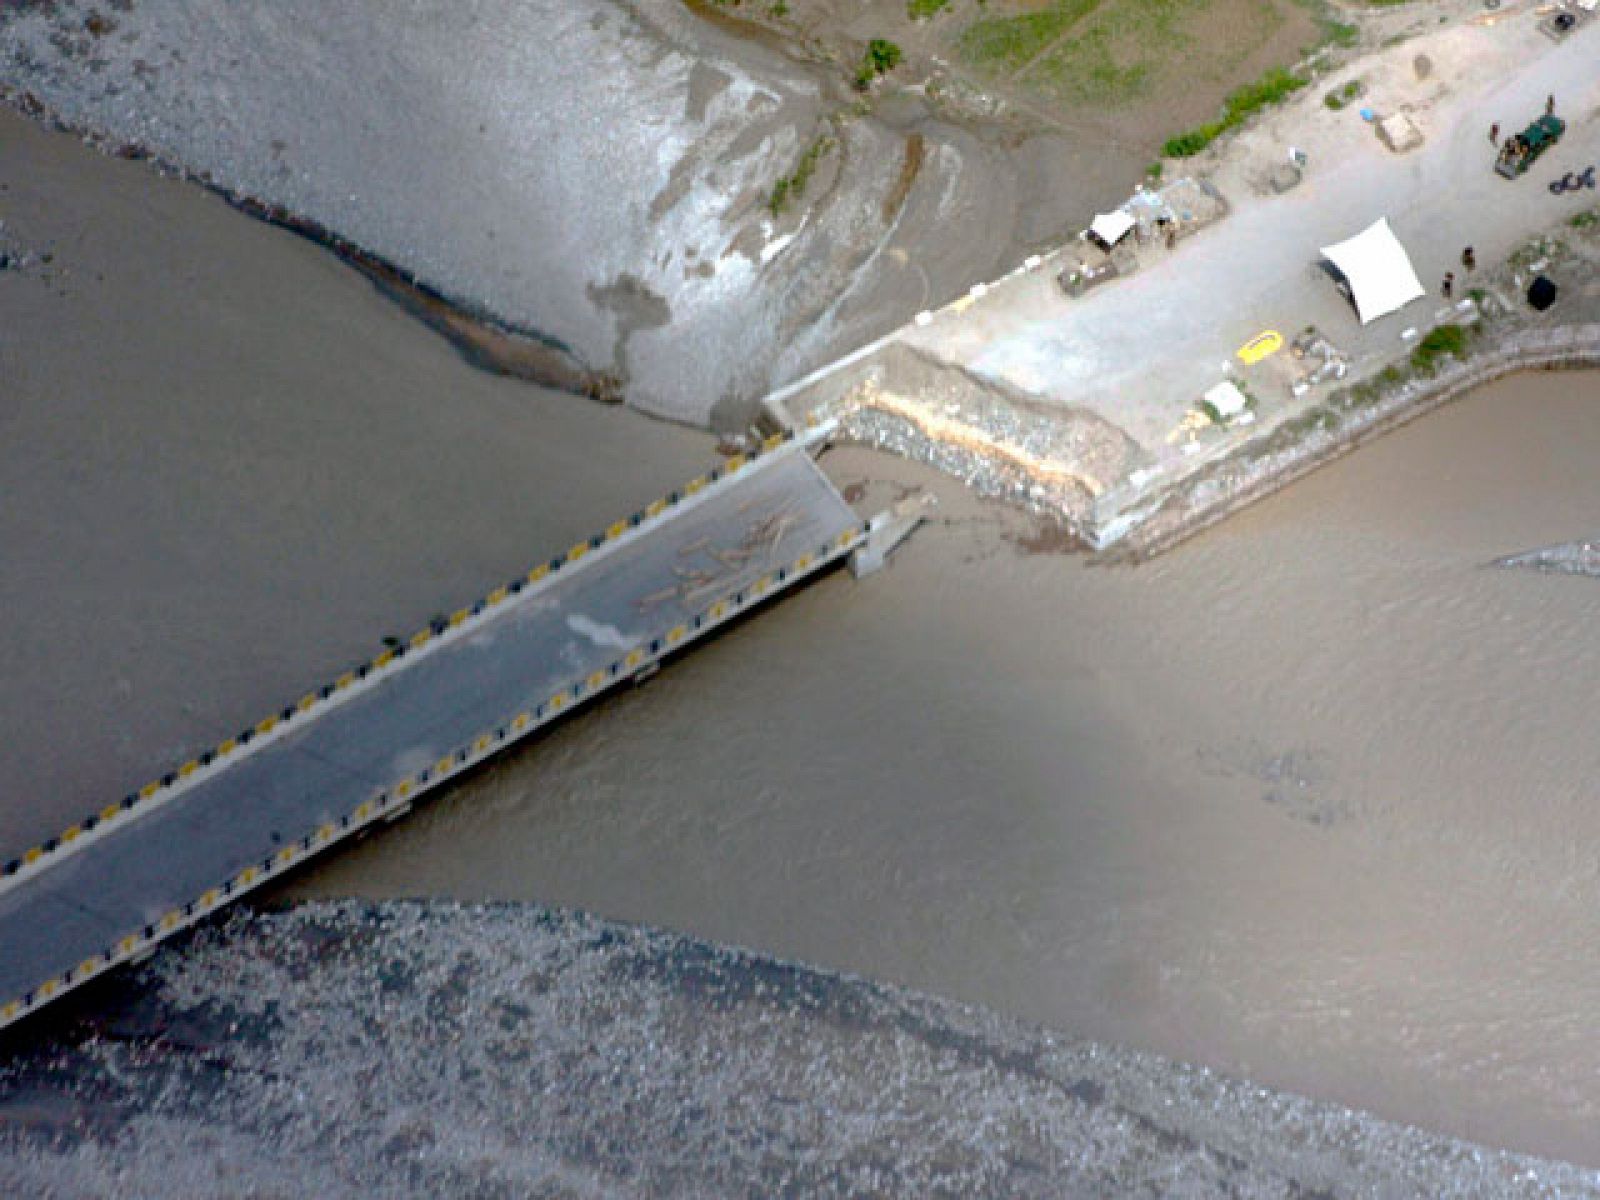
{"left": 1, "top": 901, "right": 1594, "bottom": 1198}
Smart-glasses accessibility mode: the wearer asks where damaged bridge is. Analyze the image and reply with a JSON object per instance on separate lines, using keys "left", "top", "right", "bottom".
{"left": 0, "top": 425, "right": 914, "bottom": 1031}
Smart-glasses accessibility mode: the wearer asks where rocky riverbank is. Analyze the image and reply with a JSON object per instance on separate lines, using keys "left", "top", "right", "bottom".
{"left": 3, "top": 900, "right": 1596, "bottom": 1198}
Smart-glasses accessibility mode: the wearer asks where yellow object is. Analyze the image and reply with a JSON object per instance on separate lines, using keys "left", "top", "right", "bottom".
{"left": 1237, "top": 329, "right": 1283, "bottom": 365}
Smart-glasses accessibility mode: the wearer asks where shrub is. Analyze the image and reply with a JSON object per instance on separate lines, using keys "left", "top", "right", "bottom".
{"left": 867, "top": 38, "right": 902, "bottom": 73}
{"left": 1326, "top": 21, "right": 1360, "bottom": 48}
{"left": 1323, "top": 80, "right": 1362, "bottom": 110}
{"left": 855, "top": 38, "right": 903, "bottom": 90}
{"left": 1162, "top": 127, "right": 1217, "bottom": 158}
{"left": 1409, "top": 323, "right": 1470, "bottom": 375}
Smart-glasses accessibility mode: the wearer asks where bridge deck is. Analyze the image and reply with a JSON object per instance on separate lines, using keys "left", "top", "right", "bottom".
{"left": 0, "top": 439, "right": 864, "bottom": 1027}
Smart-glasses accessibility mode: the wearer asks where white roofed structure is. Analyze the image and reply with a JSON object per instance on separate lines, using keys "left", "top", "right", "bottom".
{"left": 1203, "top": 381, "right": 1249, "bottom": 421}
{"left": 1319, "top": 218, "right": 1426, "bottom": 324}
{"left": 1088, "top": 210, "right": 1136, "bottom": 249}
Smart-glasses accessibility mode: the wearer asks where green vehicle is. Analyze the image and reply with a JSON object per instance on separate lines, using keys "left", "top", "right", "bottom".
{"left": 1496, "top": 114, "right": 1565, "bottom": 179}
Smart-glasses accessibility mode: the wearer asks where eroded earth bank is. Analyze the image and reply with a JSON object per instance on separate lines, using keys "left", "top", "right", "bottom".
{"left": 0, "top": 0, "right": 1165, "bottom": 425}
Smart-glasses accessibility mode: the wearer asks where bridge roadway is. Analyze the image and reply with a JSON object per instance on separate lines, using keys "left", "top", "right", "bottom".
{"left": 0, "top": 433, "right": 866, "bottom": 1029}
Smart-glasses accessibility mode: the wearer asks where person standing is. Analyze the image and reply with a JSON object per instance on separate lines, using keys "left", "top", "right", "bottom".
{"left": 1547, "top": 94, "right": 1556, "bottom": 116}
{"left": 1462, "top": 246, "right": 1476, "bottom": 272}
{"left": 1490, "top": 122, "right": 1499, "bottom": 145}
{"left": 1441, "top": 271, "right": 1454, "bottom": 300}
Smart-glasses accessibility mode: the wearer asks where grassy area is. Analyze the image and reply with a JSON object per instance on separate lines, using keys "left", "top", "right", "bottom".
{"left": 958, "top": 0, "right": 1291, "bottom": 109}
{"left": 956, "top": 0, "right": 1100, "bottom": 73}
{"left": 908, "top": 0, "right": 951, "bottom": 17}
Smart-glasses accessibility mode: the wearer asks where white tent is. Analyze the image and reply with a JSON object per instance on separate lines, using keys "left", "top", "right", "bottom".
{"left": 1319, "top": 218, "right": 1425, "bottom": 324}
{"left": 1088, "top": 210, "right": 1136, "bottom": 249}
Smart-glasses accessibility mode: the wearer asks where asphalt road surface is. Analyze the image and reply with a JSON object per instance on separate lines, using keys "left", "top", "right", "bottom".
{"left": 0, "top": 445, "right": 860, "bottom": 1021}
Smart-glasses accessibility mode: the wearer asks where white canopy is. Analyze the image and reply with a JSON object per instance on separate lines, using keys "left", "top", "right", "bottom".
{"left": 1089, "top": 210, "right": 1136, "bottom": 247}
{"left": 1319, "top": 218, "right": 1425, "bottom": 324}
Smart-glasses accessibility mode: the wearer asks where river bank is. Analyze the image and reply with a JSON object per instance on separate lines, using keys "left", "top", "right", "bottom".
{"left": 0, "top": 0, "right": 1344, "bottom": 429}
{"left": 764, "top": 6, "right": 1600, "bottom": 554}
{"left": 6, "top": 0, "right": 1600, "bottom": 1181}
{"left": 1113, "top": 321, "right": 1600, "bottom": 561}
{"left": 0, "top": 0, "right": 1153, "bottom": 427}
{"left": 4, "top": 899, "right": 1596, "bottom": 1198}
{"left": 284, "top": 368, "right": 1600, "bottom": 1166}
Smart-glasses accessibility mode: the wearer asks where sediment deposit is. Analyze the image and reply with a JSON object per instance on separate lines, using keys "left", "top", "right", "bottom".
{"left": 0, "top": 0, "right": 1120, "bottom": 425}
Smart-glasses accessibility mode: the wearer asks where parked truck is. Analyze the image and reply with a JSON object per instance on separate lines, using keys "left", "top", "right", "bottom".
{"left": 1496, "top": 114, "right": 1565, "bottom": 179}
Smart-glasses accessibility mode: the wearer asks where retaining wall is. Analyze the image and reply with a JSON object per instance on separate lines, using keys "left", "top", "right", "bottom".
{"left": 1108, "top": 324, "right": 1600, "bottom": 562}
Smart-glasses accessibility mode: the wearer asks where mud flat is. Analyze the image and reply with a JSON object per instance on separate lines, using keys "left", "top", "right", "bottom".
{"left": 0, "top": 0, "right": 1148, "bottom": 426}
{"left": 3, "top": 899, "right": 1596, "bottom": 1198}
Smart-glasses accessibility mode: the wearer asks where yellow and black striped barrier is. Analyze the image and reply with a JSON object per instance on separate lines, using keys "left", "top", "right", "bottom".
{"left": 0, "top": 510, "right": 869, "bottom": 1031}
{"left": 0, "top": 420, "right": 864, "bottom": 1030}
{"left": 0, "top": 427, "right": 811, "bottom": 891}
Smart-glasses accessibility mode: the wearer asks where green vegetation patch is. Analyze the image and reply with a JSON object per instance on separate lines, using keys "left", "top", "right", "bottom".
{"left": 908, "top": 0, "right": 951, "bottom": 18}
{"left": 1408, "top": 323, "right": 1471, "bottom": 376}
{"left": 768, "top": 134, "right": 837, "bottom": 215}
{"left": 1162, "top": 65, "right": 1306, "bottom": 157}
{"left": 1323, "top": 19, "right": 1359, "bottom": 47}
{"left": 957, "top": 0, "right": 1100, "bottom": 73}
{"left": 959, "top": 0, "right": 1289, "bottom": 110}
{"left": 1018, "top": 0, "right": 1198, "bottom": 107}
{"left": 855, "top": 38, "right": 903, "bottom": 89}
{"left": 1323, "top": 78, "right": 1362, "bottom": 110}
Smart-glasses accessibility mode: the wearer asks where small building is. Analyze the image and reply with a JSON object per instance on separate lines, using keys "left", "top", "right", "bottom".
{"left": 1086, "top": 210, "right": 1136, "bottom": 254}
{"left": 1202, "top": 381, "right": 1250, "bottom": 424}
{"left": 1375, "top": 112, "right": 1424, "bottom": 154}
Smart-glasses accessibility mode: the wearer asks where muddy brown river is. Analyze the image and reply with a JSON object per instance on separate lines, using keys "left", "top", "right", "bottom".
{"left": 280, "top": 367, "right": 1600, "bottom": 1165}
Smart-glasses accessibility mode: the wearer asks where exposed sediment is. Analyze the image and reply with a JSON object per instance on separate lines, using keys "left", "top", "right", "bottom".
{"left": 0, "top": 0, "right": 1103, "bottom": 426}
{"left": 3, "top": 900, "right": 1596, "bottom": 1198}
